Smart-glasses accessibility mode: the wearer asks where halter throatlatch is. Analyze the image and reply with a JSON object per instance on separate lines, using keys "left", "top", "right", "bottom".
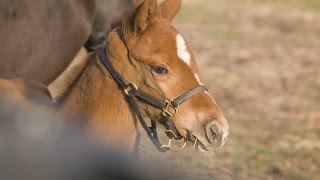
{"left": 99, "top": 48, "right": 208, "bottom": 152}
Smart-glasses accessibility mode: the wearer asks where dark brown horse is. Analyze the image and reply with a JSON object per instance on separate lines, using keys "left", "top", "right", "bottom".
{"left": 0, "top": 0, "right": 140, "bottom": 85}
{"left": 85, "top": 0, "right": 143, "bottom": 51}
{"left": 0, "top": 0, "right": 229, "bottom": 154}
{"left": 0, "top": 0, "right": 95, "bottom": 84}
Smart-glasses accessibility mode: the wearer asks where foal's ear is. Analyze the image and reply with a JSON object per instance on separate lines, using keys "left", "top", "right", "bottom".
{"left": 128, "top": 0, "right": 158, "bottom": 35}
{"left": 159, "top": 0, "right": 182, "bottom": 22}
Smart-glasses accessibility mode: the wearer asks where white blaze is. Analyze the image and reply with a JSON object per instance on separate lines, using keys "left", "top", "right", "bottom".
{"left": 194, "top": 73, "right": 203, "bottom": 85}
{"left": 176, "top": 34, "right": 191, "bottom": 65}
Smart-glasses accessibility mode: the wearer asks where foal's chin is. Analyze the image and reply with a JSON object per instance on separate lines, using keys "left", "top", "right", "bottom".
{"left": 194, "top": 140, "right": 216, "bottom": 152}
{"left": 192, "top": 141, "right": 218, "bottom": 159}
{"left": 177, "top": 128, "right": 222, "bottom": 154}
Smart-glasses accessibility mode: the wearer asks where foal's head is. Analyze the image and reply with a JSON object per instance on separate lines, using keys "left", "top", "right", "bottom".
{"left": 106, "top": 0, "right": 229, "bottom": 152}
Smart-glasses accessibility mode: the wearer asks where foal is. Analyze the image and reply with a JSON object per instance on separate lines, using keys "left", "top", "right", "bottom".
{"left": 0, "top": 0, "right": 229, "bottom": 154}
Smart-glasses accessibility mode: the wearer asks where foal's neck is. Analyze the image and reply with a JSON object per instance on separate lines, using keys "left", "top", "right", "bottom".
{"left": 57, "top": 37, "right": 138, "bottom": 152}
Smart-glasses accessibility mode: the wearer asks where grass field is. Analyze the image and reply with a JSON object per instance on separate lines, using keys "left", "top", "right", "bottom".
{"left": 139, "top": 0, "right": 320, "bottom": 179}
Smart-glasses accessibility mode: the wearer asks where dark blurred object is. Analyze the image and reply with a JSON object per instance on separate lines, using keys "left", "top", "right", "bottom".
{"left": 0, "top": 0, "right": 141, "bottom": 84}
{"left": 0, "top": 94, "right": 184, "bottom": 180}
{"left": 85, "top": 0, "right": 143, "bottom": 51}
{"left": 0, "top": 0, "right": 95, "bottom": 85}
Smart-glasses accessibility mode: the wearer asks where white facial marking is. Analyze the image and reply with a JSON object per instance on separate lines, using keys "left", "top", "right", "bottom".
{"left": 194, "top": 73, "right": 203, "bottom": 85}
{"left": 221, "top": 129, "right": 229, "bottom": 145}
{"left": 176, "top": 34, "right": 191, "bottom": 65}
{"left": 223, "top": 130, "right": 229, "bottom": 140}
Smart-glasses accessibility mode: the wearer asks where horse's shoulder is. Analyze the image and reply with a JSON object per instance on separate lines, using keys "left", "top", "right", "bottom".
{"left": 0, "top": 79, "right": 27, "bottom": 96}
{"left": 0, "top": 78, "right": 52, "bottom": 105}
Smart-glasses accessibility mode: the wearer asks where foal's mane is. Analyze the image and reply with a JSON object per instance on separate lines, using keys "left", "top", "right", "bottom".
{"left": 109, "top": 9, "right": 134, "bottom": 35}
{"left": 52, "top": 52, "right": 96, "bottom": 102}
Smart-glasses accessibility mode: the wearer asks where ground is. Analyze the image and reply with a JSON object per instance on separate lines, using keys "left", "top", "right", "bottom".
{"left": 139, "top": 0, "right": 320, "bottom": 179}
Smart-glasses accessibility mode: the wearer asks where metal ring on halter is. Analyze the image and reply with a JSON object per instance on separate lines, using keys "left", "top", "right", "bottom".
{"left": 193, "top": 138, "right": 198, "bottom": 149}
{"left": 124, "top": 82, "right": 138, "bottom": 95}
{"left": 160, "top": 138, "right": 187, "bottom": 152}
{"left": 164, "top": 129, "right": 179, "bottom": 139}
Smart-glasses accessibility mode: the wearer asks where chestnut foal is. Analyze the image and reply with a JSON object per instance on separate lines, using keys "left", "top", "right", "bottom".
{"left": 0, "top": 0, "right": 229, "bottom": 154}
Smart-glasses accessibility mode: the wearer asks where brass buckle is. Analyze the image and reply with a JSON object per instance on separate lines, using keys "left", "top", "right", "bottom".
{"left": 124, "top": 82, "right": 138, "bottom": 95}
{"left": 162, "top": 99, "right": 178, "bottom": 117}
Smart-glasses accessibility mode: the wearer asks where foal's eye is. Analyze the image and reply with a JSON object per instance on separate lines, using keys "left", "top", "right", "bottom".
{"left": 152, "top": 65, "right": 168, "bottom": 75}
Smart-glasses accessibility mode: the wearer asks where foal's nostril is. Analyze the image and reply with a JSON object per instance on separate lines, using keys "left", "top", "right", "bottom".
{"left": 206, "top": 123, "right": 219, "bottom": 143}
{"left": 210, "top": 126, "right": 217, "bottom": 139}
{"left": 206, "top": 121, "right": 229, "bottom": 147}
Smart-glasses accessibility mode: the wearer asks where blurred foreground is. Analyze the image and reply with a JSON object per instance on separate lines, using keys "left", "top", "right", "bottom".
{"left": 0, "top": 95, "right": 185, "bottom": 180}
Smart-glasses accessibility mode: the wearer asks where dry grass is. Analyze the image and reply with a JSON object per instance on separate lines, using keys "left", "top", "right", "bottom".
{"left": 139, "top": 0, "right": 320, "bottom": 179}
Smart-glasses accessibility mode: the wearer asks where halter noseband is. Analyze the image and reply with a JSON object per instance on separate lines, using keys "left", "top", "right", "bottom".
{"left": 99, "top": 48, "right": 207, "bottom": 152}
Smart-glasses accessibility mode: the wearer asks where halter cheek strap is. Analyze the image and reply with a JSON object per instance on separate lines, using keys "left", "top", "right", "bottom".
{"left": 99, "top": 48, "right": 207, "bottom": 152}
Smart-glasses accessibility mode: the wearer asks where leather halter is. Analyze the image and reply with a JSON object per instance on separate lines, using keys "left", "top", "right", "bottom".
{"left": 99, "top": 48, "right": 208, "bottom": 152}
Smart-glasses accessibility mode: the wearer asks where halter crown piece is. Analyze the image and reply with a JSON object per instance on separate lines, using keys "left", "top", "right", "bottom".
{"left": 99, "top": 48, "right": 208, "bottom": 152}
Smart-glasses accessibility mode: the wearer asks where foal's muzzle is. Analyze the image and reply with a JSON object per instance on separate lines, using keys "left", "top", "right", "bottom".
{"left": 206, "top": 120, "right": 229, "bottom": 148}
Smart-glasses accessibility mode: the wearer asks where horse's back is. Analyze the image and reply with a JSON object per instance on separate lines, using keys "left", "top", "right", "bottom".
{"left": 0, "top": 0, "right": 95, "bottom": 85}
{"left": 0, "top": 79, "right": 52, "bottom": 106}
{"left": 0, "top": 0, "right": 140, "bottom": 84}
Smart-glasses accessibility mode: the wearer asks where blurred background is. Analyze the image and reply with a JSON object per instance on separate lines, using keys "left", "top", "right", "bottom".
{"left": 139, "top": 0, "right": 320, "bottom": 179}
{"left": 1, "top": 0, "right": 319, "bottom": 179}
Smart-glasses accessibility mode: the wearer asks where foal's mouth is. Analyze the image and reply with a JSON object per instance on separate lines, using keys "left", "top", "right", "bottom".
{"left": 193, "top": 138, "right": 210, "bottom": 152}
{"left": 188, "top": 134, "right": 212, "bottom": 152}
